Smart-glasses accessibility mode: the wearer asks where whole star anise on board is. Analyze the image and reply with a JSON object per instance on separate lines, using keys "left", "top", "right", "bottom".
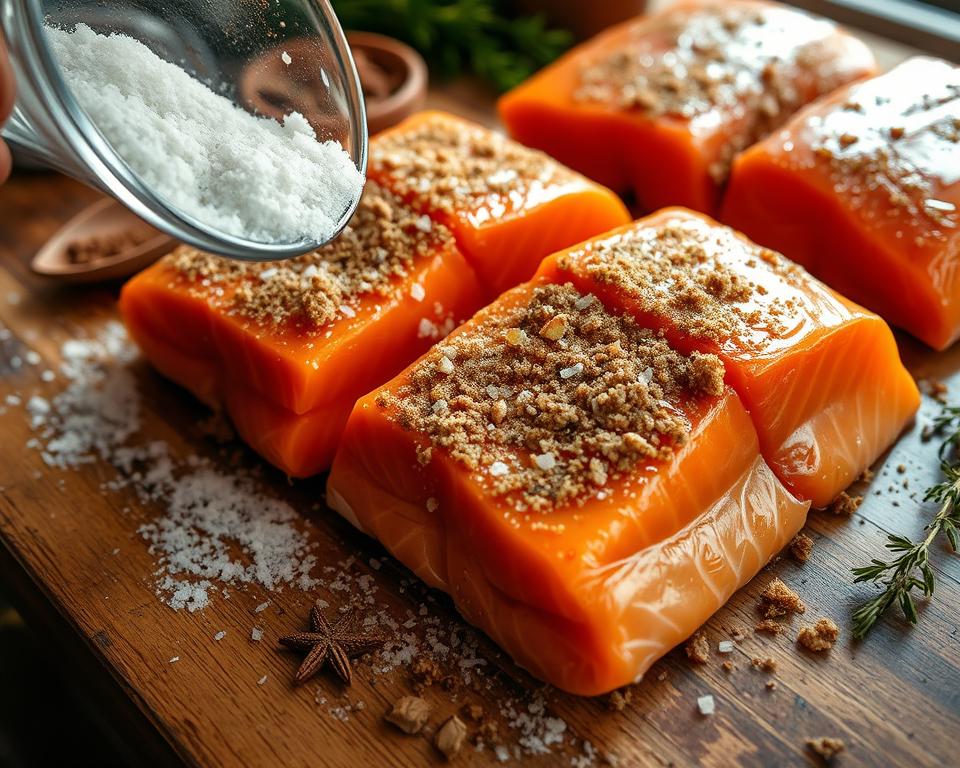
{"left": 279, "top": 600, "right": 384, "bottom": 686}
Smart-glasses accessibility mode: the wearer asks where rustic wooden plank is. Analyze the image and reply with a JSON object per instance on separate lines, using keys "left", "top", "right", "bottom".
{"left": 0, "top": 71, "right": 958, "bottom": 768}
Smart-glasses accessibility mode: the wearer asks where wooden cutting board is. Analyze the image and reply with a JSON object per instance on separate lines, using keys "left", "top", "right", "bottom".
{"left": 0, "top": 79, "right": 958, "bottom": 768}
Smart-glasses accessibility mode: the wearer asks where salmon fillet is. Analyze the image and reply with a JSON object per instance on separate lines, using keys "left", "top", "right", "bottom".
{"left": 722, "top": 57, "right": 960, "bottom": 350}
{"left": 367, "top": 111, "right": 631, "bottom": 296}
{"left": 327, "top": 280, "right": 809, "bottom": 695}
{"left": 498, "top": 0, "right": 876, "bottom": 215}
{"left": 120, "top": 182, "right": 485, "bottom": 477}
{"left": 535, "top": 208, "right": 919, "bottom": 507}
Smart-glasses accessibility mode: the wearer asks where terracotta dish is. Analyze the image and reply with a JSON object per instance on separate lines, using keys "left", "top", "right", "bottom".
{"left": 31, "top": 197, "right": 176, "bottom": 283}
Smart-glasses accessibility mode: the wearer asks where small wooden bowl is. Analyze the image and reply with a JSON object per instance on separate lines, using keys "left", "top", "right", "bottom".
{"left": 346, "top": 32, "right": 427, "bottom": 135}
{"left": 31, "top": 198, "right": 176, "bottom": 283}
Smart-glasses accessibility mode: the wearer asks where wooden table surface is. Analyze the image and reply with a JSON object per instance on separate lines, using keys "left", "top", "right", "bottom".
{"left": 2, "top": 59, "right": 960, "bottom": 768}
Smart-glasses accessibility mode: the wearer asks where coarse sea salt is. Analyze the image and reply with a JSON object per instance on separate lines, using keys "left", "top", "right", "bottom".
{"left": 46, "top": 24, "right": 363, "bottom": 244}
{"left": 21, "top": 323, "right": 318, "bottom": 612}
{"left": 697, "top": 694, "right": 716, "bottom": 715}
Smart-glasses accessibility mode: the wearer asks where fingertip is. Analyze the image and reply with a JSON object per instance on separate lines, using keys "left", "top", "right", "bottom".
{"left": 0, "top": 140, "right": 11, "bottom": 184}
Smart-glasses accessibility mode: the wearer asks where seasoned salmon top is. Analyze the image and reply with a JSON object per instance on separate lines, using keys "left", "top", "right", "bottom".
{"left": 166, "top": 181, "right": 454, "bottom": 329}
{"left": 377, "top": 282, "right": 724, "bottom": 512}
{"left": 550, "top": 211, "right": 858, "bottom": 359}
{"left": 788, "top": 58, "right": 959, "bottom": 248}
{"left": 369, "top": 112, "right": 580, "bottom": 219}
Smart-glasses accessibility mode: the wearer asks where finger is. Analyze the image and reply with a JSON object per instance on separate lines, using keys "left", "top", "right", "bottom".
{"left": 0, "top": 139, "right": 11, "bottom": 184}
{"left": 0, "top": 32, "right": 15, "bottom": 125}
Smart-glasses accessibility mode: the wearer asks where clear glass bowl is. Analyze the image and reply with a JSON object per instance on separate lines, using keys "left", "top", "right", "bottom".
{"left": 0, "top": 0, "right": 367, "bottom": 261}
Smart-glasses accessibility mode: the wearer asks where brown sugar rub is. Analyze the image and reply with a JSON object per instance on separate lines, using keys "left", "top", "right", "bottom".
{"left": 789, "top": 532, "right": 814, "bottom": 563}
{"left": 685, "top": 630, "right": 711, "bottom": 664}
{"left": 826, "top": 491, "right": 862, "bottom": 516}
{"left": 575, "top": 5, "right": 860, "bottom": 181}
{"left": 807, "top": 736, "right": 845, "bottom": 762}
{"left": 369, "top": 113, "right": 577, "bottom": 215}
{"left": 798, "top": 618, "right": 840, "bottom": 652}
{"left": 169, "top": 181, "right": 454, "bottom": 329}
{"left": 379, "top": 283, "right": 725, "bottom": 512}
{"left": 758, "top": 578, "right": 806, "bottom": 619}
{"left": 554, "top": 217, "right": 802, "bottom": 345}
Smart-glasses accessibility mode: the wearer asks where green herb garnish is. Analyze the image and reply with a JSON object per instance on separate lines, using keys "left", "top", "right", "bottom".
{"left": 332, "top": 0, "right": 573, "bottom": 92}
{"left": 851, "top": 404, "right": 960, "bottom": 638}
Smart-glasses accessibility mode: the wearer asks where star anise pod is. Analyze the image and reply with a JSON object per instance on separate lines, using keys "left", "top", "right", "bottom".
{"left": 278, "top": 600, "right": 384, "bottom": 686}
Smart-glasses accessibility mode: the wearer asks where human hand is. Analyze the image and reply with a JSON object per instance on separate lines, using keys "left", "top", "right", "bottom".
{"left": 0, "top": 33, "right": 14, "bottom": 183}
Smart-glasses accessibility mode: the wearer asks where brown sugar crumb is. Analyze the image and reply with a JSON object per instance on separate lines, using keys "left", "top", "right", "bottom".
{"left": 555, "top": 217, "right": 803, "bottom": 347}
{"left": 169, "top": 181, "right": 453, "bottom": 329}
{"left": 461, "top": 703, "right": 484, "bottom": 722}
{"left": 410, "top": 656, "right": 443, "bottom": 691}
{"left": 435, "top": 715, "right": 468, "bottom": 759}
{"left": 806, "top": 736, "right": 845, "bottom": 762}
{"left": 789, "top": 532, "right": 814, "bottom": 563}
{"left": 606, "top": 688, "right": 633, "bottom": 712}
{"left": 66, "top": 225, "right": 157, "bottom": 264}
{"left": 752, "top": 656, "right": 777, "bottom": 673}
{"left": 759, "top": 578, "right": 806, "bottom": 618}
{"left": 370, "top": 114, "right": 575, "bottom": 215}
{"left": 731, "top": 629, "right": 746, "bottom": 642}
{"left": 575, "top": 5, "right": 857, "bottom": 182}
{"left": 721, "top": 660, "right": 734, "bottom": 673}
{"left": 765, "top": 680, "right": 777, "bottom": 691}
{"left": 685, "top": 630, "right": 711, "bottom": 664}
{"left": 826, "top": 491, "right": 862, "bottom": 516}
{"left": 798, "top": 618, "right": 840, "bottom": 652}
{"left": 381, "top": 283, "right": 724, "bottom": 512}
{"left": 754, "top": 619, "right": 785, "bottom": 635}
{"left": 838, "top": 132, "right": 859, "bottom": 148}
{"left": 385, "top": 695, "right": 432, "bottom": 734}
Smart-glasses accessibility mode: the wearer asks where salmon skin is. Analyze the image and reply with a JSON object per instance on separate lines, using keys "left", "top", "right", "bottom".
{"left": 498, "top": 0, "right": 876, "bottom": 216}
{"left": 328, "top": 279, "right": 809, "bottom": 695}
{"left": 723, "top": 57, "right": 960, "bottom": 351}
{"left": 120, "top": 115, "right": 629, "bottom": 478}
{"left": 536, "top": 208, "right": 919, "bottom": 508}
{"left": 367, "top": 111, "right": 631, "bottom": 297}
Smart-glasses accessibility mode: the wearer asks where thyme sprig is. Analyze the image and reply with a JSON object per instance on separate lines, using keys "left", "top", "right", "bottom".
{"left": 851, "top": 404, "right": 960, "bottom": 638}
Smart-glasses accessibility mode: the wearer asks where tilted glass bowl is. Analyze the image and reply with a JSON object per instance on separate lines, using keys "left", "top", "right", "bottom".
{"left": 0, "top": 0, "right": 367, "bottom": 261}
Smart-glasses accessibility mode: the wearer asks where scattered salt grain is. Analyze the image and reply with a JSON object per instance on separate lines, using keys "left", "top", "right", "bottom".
{"left": 533, "top": 452, "right": 556, "bottom": 471}
{"left": 41, "top": 370, "right": 55, "bottom": 382}
{"left": 259, "top": 267, "right": 279, "bottom": 281}
{"left": 437, "top": 356, "right": 455, "bottom": 375}
{"left": 697, "top": 695, "right": 715, "bottom": 716}
{"left": 410, "top": 283, "right": 425, "bottom": 302}
{"left": 251, "top": 627, "right": 263, "bottom": 642}
{"left": 574, "top": 293, "right": 595, "bottom": 310}
{"left": 426, "top": 497, "right": 439, "bottom": 513}
{"left": 490, "top": 461, "right": 509, "bottom": 477}
{"left": 414, "top": 215, "right": 433, "bottom": 233}
{"left": 25, "top": 350, "right": 40, "bottom": 365}
{"left": 281, "top": 50, "right": 292, "bottom": 66}
{"left": 254, "top": 601, "right": 270, "bottom": 614}
{"left": 559, "top": 362, "right": 584, "bottom": 379}
{"left": 258, "top": 675, "right": 268, "bottom": 685}
{"left": 718, "top": 640, "right": 735, "bottom": 654}
{"left": 169, "top": 656, "right": 179, "bottom": 663}
{"left": 214, "top": 630, "right": 227, "bottom": 641}
{"left": 46, "top": 24, "right": 363, "bottom": 244}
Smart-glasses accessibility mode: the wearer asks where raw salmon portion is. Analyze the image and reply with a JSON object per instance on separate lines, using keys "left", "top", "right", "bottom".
{"left": 367, "top": 111, "right": 631, "bottom": 296}
{"left": 120, "top": 182, "right": 485, "bottom": 477}
{"left": 327, "top": 280, "right": 809, "bottom": 695}
{"left": 723, "top": 57, "right": 960, "bottom": 350}
{"left": 498, "top": 0, "right": 876, "bottom": 215}
{"left": 536, "top": 208, "right": 919, "bottom": 507}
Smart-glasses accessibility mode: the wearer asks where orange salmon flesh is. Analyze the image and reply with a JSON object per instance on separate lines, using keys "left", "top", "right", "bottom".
{"left": 498, "top": 0, "right": 876, "bottom": 216}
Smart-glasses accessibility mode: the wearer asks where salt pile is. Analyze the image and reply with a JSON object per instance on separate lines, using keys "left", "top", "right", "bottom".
{"left": 24, "top": 322, "right": 317, "bottom": 611}
{"left": 46, "top": 24, "right": 363, "bottom": 244}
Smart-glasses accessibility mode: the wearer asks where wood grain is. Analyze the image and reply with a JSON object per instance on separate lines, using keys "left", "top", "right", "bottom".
{"left": 0, "top": 82, "right": 958, "bottom": 768}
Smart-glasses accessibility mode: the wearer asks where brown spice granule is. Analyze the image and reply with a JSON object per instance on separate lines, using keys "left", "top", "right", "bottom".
{"left": 721, "top": 660, "right": 734, "bottom": 673}
{"left": 765, "top": 680, "right": 777, "bottom": 691}
{"left": 575, "top": 5, "right": 856, "bottom": 182}
{"left": 370, "top": 113, "right": 576, "bottom": 216}
{"left": 752, "top": 656, "right": 777, "bottom": 672}
{"left": 461, "top": 703, "right": 484, "bottom": 722}
{"left": 685, "top": 630, "right": 711, "bottom": 664}
{"left": 806, "top": 736, "right": 845, "bottom": 762}
{"left": 381, "top": 283, "right": 724, "bottom": 511}
{"left": 435, "top": 715, "right": 468, "bottom": 759}
{"left": 798, "top": 618, "right": 840, "bottom": 652}
{"left": 789, "top": 532, "right": 814, "bottom": 563}
{"left": 555, "top": 217, "right": 803, "bottom": 347}
{"left": 759, "top": 578, "right": 806, "bottom": 618}
{"left": 826, "top": 491, "right": 862, "bottom": 516}
{"left": 169, "top": 181, "right": 452, "bottom": 329}
{"left": 607, "top": 688, "right": 633, "bottom": 712}
{"left": 410, "top": 656, "right": 443, "bottom": 691}
{"left": 66, "top": 226, "right": 157, "bottom": 264}
{"left": 754, "top": 619, "right": 785, "bottom": 635}
{"left": 385, "top": 696, "right": 432, "bottom": 734}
